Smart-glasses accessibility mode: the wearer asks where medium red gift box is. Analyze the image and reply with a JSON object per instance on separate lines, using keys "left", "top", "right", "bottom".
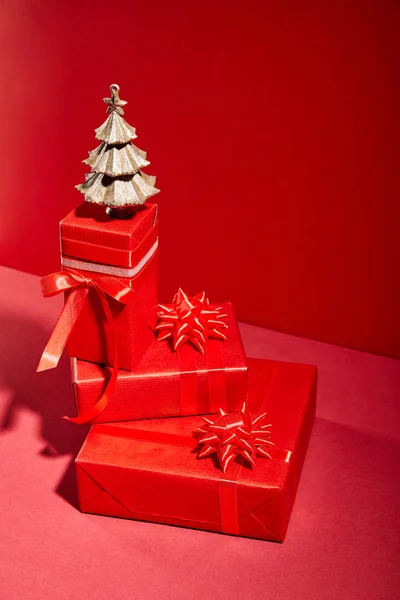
{"left": 60, "top": 201, "right": 158, "bottom": 370}
{"left": 76, "top": 357, "right": 317, "bottom": 541}
{"left": 71, "top": 301, "right": 248, "bottom": 423}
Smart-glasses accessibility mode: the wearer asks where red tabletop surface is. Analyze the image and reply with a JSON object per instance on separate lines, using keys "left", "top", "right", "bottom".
{"left": 0, "top": 266, "right": 399, "bottom": 600}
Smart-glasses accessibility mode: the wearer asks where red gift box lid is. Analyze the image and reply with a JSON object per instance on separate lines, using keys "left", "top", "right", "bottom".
{"left": 60, "top": 201, "right": 158, "bottom": 268}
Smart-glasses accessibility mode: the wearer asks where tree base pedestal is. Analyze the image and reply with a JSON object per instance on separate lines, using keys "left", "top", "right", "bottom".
{"left": 106, "top": 206, "right": 134, "bottom": 219}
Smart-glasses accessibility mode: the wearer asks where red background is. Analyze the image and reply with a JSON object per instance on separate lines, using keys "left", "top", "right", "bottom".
{"left": 0, "top": 0, "right": 398, "bottom": 357}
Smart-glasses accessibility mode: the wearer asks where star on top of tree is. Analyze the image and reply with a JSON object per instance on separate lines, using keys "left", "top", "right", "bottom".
{"left": 103, "top": 84, "right": 128, "bottom": 115}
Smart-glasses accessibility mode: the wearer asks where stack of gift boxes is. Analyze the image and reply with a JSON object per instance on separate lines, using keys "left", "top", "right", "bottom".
{"left": 38, "top": 84, "right": 317, "bottom": 542}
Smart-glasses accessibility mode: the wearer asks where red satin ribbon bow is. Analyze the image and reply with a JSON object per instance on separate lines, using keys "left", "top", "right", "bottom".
{"left": 37, "top": 269, "right": 134, "bottom": 424}
{"left": 156, "top": 288, "right": 228, "bottom": 353}
{"left": 197, "top": 402, "right": 274, "bottom": 473}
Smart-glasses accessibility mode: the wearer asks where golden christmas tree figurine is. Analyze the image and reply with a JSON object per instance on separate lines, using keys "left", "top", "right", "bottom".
{"left": 76, "top": 84, "right": 160, "bottom": 218}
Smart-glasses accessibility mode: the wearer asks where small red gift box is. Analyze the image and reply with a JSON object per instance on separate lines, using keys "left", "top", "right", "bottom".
{"left": 60, "top": 201, "right": 158, "bottom": 370}
{"left": 76, "top": 357, "right": 317, "bottom": 542}
{"left": 71, "top": 302, "right": 248, "bottom": 423}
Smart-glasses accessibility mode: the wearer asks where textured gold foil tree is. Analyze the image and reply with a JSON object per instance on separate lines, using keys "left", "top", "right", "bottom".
{"left": 76, "top": 84, "right": 160, "bottom": 218}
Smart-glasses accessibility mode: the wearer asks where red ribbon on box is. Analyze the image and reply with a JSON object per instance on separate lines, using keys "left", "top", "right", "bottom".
{"left": 156, "top": 288, "right": 234, "bottom": 417}
{"left": 37, "top": 269, "right": 134, "bottom": 424}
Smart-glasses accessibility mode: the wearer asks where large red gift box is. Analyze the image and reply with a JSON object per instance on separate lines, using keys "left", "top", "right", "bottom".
{"left": 71, "top": 302, "right": 248, "bottom": 423}
{"left": 76, "top": 357, "right": 317, "bottom": 541}
{"left": 60, "top": 201, "right": 158, "bottom": 370}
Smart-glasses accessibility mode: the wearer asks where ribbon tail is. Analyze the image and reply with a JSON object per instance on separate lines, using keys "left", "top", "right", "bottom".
{"left": 64, "top": 287, "right": 119, "bottom": 424}
{"left": 63, "top": 363, "right": 118, "bottom": 424}
{"left": 37, "top": 288, "right": 89, "bottom": 372}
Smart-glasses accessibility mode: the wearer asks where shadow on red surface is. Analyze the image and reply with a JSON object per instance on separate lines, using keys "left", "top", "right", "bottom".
{"left": 56, "top": 458, "right": 80, "bottom": 510}
{"left": 0, "top": 311, "right": 89, "bottom": 456}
